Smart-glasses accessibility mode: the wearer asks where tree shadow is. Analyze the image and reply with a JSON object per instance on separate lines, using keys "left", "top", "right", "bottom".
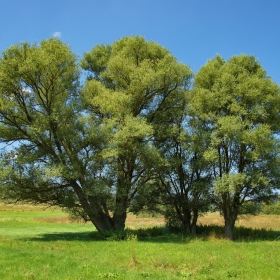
{"left": 195, "top": 224, "right": 280, "bottom": 242}
{"left": 22, "top": 231, "right": 96, "bottom": 242}
{"left": 21, "top": 225, "right": 280, "bottom": 243}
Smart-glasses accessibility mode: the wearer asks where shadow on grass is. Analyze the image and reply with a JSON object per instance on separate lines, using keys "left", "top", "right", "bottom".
{"left": 23, "top": 231, "right": 95, "bottom": 242}
{"left": 197, "top": 225, "right": 280, "bottom": 242}
{"left": 22, "top": 225, "right": 280, "bottom": 243}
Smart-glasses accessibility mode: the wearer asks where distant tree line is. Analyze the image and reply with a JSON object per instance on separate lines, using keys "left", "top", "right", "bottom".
{"left": 0, "top": 36, "right": 279, "bottom": 239}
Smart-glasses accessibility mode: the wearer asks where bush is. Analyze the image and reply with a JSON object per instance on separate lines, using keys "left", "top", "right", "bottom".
{"left": 92, "top": 226, "right": 168, "bottom": 241}
{"left": 164, "top": 207, "right": 184, "bottom": 229}
{"left": 239, "top": 201, "right": 260, "bottom": 215}
{"left": 136, "top": 226, "right": 168, "bottom": 238}
{"left": 261, "top": 202, "right": 280, "bottom": 215}
{"left": 95, "top": 229, "right": 137, "bottom": 241}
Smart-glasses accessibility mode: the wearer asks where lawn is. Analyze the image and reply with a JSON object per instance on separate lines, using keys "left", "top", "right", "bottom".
{"left": 0, "top": 204, "right": 279, "bottom": 279}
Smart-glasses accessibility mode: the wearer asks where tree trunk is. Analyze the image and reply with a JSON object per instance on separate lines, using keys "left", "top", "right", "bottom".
{"left": 112, "top": 208, "right": 127, "bottom": 230}
{"left": 112, "top": 175, "right": 130, "bottom": 230}
{"left": 84, "top": 196, "right": 113, "bottom": 232}
{"left": 179, "top": 206, "right": 191, "bottom": 233}
{"left": 182, "top": 219, "right": 191, "bottom": 234}
{"left": 223, "top": 208, "right": 238, "bottom": 240}
{"left": 190, "top": 209, "right": 198, "bottom": 235}
{"left": 220, "top": 192, "right": 239, "bottom": 240}
{"left": 70, "top": 165, "right": 131, "bottom": 232}
{"left": 112, "top": 185, "right": 128, "bottom": 230}
{"left": 71, "top": 180, "right": 114, "bottom": 232}
{"left": 90, "top": 214, "right": 113, "bottom": 232}
{"left": 224, "top": 218, "right": 236, "bottom": 240}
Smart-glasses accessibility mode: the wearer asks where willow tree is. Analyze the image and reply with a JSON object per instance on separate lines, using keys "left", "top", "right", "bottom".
{"left": 138, "top": 98, "right": 212, "bottom": 235}
{"left": 81, "top": 36, "right": 192, "bottom": 230}
{"left": 0, "top": 38, "right": 109, "bottom": 230}
{"left": 191, "top": 55, "right": 280, "bottom": 239}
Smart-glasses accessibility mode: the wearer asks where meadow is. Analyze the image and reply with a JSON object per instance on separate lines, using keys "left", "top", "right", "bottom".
{"left": 0, "top": 204, "right": 279, "bottom": 279}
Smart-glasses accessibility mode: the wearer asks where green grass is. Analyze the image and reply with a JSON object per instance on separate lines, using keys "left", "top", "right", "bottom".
{"left": 0, "top": 205, "right": 279, "bottom": 279}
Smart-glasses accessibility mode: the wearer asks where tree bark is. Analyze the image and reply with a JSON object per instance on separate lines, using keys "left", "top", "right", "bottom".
{"left": 191, "top": 209, "right": 198, "bottom": 235}
{"left": 224, "top": 217, "right": 236, "bottom": 240}
{"left": 112, "top": 185, "right": 128, "bottom": 230}
{"left": 112, "top": 173, "right": 130, "bottom": 230}
{"left": 221, "top": 192, "right": 239, "bottom": 240}
{"left": 112, "top": 208, "right": 127, "bottom": 230}
{"left": 70, "top": 180, "right": 114, "bottom": 232}
{"left": 182, "top": 218, "right": 191, "bottom": 234}
{"left": 89, "top": 214, "right": 113, "bottom": 232}
{"left": 176, "top": 203, "right": 191, "bottom": 233}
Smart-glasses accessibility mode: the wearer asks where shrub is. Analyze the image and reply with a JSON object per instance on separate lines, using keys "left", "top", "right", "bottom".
{"left": 261, "top": 203, "right": 280, "bottom": 215}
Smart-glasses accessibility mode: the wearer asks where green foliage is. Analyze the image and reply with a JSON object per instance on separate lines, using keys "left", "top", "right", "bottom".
{"left": 0, "top": 38, "right": 114, "bottom": 231}
{"left": 238, "top": 201, "right": 261, "bottom": 215}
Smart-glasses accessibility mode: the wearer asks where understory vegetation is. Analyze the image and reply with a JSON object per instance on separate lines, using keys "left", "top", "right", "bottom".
{"left": 260, "top": 199, "right": 280, "bottom": 215}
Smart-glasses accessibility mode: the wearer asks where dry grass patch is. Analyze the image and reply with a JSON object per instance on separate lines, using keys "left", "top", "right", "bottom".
{"left": 0, "top": 203, "right": 48, "bottom": 212}
{"left": 235, "top": 214, "right": 280, "bottom": 230}
{"left": 198, "top": 212, "right": 224, "bottom": 226}
{"left": 125, "top": 215, "right": 165, "bottom": 229}
{"left": 198, "top": 212, "right": 280, "bottom": 231}
{"left": 33, "top": 216, "right": 76, "bottom": 223}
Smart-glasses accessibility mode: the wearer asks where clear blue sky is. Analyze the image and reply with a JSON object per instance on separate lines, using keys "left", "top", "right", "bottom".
{"left": 1, "top": 0, "right": 280, "bottom": 83}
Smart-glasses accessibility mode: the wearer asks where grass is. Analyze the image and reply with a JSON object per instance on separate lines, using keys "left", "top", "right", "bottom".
{"left": 0, "top": 204, "right": 279, "bottom": 279}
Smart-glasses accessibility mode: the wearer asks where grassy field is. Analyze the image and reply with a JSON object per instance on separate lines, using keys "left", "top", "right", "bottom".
{"left": 0, "top": 204, "right": 279, "bottom": 279}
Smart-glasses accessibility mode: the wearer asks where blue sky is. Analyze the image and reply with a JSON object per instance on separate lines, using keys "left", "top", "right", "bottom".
{"left": 1, "top": 0, "right": 280, "bottom": 83}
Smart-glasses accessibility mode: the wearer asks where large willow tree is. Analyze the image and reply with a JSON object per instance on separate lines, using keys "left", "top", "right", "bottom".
{"left": 80, "top": 36, "right": 192, "bottom": 230}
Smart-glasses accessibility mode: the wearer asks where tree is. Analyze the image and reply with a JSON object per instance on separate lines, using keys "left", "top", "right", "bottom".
{"left": 0, "top": 38, "right": 111, "bottom": 231}
{"left": 191, "top": 54, "right": 280, "bottom": 239}
{"left": 127, "top": 65, "right": 212, "bottom": 236}
{"left": 151, "top": 103, "right": 212, "bottom": 235}
{"left": 0, "top": 37, "right": 192, "bottom": 232}
{"left": 80, "top": 36, "right": 192, "bottom": 230}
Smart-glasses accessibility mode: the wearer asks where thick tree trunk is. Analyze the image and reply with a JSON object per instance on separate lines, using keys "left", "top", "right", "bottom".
{"left": 182, "top": 218, "right": 191, "bottom": 234}
{"left": 178, "top": 206, "right": 191, "bottom": 233}
{"left": 112, "top": 184, "right": 128, "bottom": 230}
{"left": 112, "top": 208, "right": 127, "bottom": 230}
{"left": 71, "top": 180, "right": 114, "bottom": 232}
{"left": 90, "top": 214, "right": 113, "bottom": 232}
{"left": 83, "top": 198, "right": 113, "bottom": 232}
{"left": 223, "top": 205, "right": 238, "bottom": 240}
{"left": 70, "top": 161, "right": 132, "bottom": 232}
{"left": 224, "top": 217, "right": 236, "bottom": 240}
{"left": 112, "top": 175, "right": 130, "bottom": 230}
{"left": 221, "top": 191, "right": 241, "bottom": 240}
